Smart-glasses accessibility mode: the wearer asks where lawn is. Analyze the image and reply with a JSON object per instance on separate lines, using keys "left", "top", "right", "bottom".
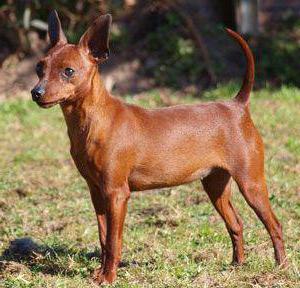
{"left": 0, "top": 85, "right": 299, "bottom": 287}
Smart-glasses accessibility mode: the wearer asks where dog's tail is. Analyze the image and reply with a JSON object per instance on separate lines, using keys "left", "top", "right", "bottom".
{"left": 226, "top": 28, "right": 254, "bottom": 105}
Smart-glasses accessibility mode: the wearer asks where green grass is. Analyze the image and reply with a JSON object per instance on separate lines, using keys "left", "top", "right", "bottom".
{"left": 0, "top": 85, "right": 299, "bottom": 287}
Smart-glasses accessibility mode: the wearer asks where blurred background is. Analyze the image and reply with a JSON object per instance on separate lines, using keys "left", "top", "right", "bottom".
{"left": 0, "top": 0, "right": 300, "bottom": 100}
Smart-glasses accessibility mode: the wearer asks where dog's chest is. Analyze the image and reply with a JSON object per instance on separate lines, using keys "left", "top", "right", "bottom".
{"left": 69, "top": 136, "right": 103, "bottom": 183}
{"left": 64, "top": 110, "right": 108, "bottom": 184}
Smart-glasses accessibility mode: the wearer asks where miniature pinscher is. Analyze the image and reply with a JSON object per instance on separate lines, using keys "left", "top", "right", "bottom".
{"left": 31, "top": 11, "right": 286, "bottom": 285}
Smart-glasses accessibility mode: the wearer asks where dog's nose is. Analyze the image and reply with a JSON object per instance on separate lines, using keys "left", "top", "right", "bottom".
{"left": 31, "top": 86, "right": 45, "bottom": 102}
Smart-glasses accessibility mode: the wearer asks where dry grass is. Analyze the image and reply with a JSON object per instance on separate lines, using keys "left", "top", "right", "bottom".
{"left": 0, "top": 85, "right": 299, "bottom": 287}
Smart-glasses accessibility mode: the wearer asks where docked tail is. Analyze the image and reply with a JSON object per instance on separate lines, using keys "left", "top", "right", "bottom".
{"left": 226, "top": 28, "right": 255, "bottom": 105}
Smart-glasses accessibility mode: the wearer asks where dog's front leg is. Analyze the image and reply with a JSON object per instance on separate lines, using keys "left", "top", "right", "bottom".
{"left": 88, "top": 183, "right": 107, "bottom": 277}
{"left": 92, "top": 181, "right": 130, "bottom": 285}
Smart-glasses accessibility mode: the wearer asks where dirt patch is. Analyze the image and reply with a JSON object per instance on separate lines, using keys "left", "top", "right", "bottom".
{"left": 136, "top": 205, "right": 169, "bottom": 216}
{"left": 13, "top": 188, "right": 28, "bottom": 198}
{"left": 0, "top": 55, "right": 38, "bottom": 101}
{"left": 0, "top": 260, "right": 30, "bottom": 277}
{"left": 45, "top": 220, "right": 68, "bottom": 233}
{"left": 184, "top": 194, "right": 208, "bottom": 206}
{"left": 153, "top": 218, "right": 180, "bottom": 228}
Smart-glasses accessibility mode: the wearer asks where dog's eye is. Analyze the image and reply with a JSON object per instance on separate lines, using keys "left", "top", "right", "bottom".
{"left": 63, "top": 67, "right": 75, "bottom": 78}
{"left": 35, "top": 63, "right": 44, "bottom": 77}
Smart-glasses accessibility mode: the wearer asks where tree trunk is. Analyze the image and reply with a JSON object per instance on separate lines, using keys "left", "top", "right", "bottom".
{"left": 236, "top": 0, "right": 258, "bottom": 35}
{"left": 124, "top": 0, "right": 136, "bottom": 9}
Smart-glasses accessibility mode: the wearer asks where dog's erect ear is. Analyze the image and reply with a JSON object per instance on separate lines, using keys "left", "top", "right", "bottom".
{"left": 79, "top": 14, "right": 112, "bottom": 63}
{"left": 48, "top": 10, "right": 67, "bottom": 47}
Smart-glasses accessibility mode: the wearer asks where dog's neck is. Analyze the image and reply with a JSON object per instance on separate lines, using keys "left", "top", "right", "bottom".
{"left": 60, "top": 68, "right": 120, "bottom": 143}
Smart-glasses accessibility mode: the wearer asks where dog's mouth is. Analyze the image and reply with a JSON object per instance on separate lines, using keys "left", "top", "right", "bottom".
{"left": 37, "top": 99, "right": 65, "bottom": 109}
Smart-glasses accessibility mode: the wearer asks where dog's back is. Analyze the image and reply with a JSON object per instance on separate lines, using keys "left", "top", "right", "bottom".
{"left": 117, "top": 98, "right": 258, "bottom": 191}
{"left": 117, "top": 28, "right": 257, "bottom": 191}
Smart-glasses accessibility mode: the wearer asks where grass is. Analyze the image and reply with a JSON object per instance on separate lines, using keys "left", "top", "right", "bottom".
{"left": 0, "top": 84, "right": 299, "bottom": 287}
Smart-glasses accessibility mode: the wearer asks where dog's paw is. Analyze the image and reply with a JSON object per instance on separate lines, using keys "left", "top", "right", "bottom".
{"left": 91, "top": 267, "right": 116, "bottom": 286}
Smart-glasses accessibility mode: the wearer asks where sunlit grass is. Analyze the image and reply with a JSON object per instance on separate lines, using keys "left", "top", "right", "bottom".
{"left": 0, "top": 84, "right": 299, "bottom": 287}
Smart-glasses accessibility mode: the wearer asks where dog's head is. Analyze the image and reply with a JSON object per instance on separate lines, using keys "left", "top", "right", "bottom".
{"left": 31, "top": 10, "right": 111, "bottom": 108}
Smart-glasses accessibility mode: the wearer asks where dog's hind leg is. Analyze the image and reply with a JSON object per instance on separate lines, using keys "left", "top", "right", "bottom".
{"left": 233, "top": 168, "right": 287, "bottom": 266}
{"left": 201, "top": 168, "right": 245, "bottom": 265}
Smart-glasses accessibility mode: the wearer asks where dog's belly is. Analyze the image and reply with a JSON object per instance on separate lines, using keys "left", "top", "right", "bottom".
{"left": 128, "top": 166, "right": 212, "bottom": 191}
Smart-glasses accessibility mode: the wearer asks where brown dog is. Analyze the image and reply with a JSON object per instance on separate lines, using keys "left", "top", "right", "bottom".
{"left": 31, "top": 11, "right": 286, "bottom": 285}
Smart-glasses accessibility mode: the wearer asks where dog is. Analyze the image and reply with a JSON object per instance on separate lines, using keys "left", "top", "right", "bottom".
{"left": 31, "top": 10, "right": 286, "bottom": 285}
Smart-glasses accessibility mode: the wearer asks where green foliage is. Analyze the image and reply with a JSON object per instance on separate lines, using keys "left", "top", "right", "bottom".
{"left": 256, "top": 16, "right": 300, "bottom": 87}
{"left": 141, "top": 12, "right": 203, "bottom": 88}
{"left": 0, "top": 0, "right": 110, "bottom": 53}
{"left": 110, "top": 24, "right": 130, "bottom": 53}
{"left": 1, "top": 2, "right": 300, "bottom": 88}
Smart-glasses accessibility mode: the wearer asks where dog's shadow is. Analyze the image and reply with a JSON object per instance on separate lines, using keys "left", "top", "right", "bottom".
{"left": 0, "top": 237, "right": 100, "bottom": 277}
{"left": 0, "top": 237, "right": 137, "bottom": 277}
